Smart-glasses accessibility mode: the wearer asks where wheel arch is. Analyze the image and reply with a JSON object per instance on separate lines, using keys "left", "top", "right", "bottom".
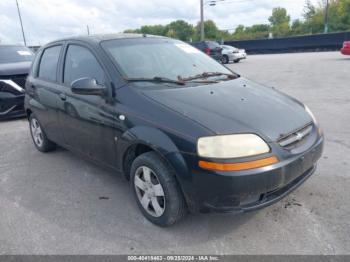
{"left": 118, "top": 126, "right": 186, "bottom": 179}
{"left": 26, "top": 108, "right": 32, "bottom": 119}
{"left": 117, "top": 126, "right": 193, "bottom": 208}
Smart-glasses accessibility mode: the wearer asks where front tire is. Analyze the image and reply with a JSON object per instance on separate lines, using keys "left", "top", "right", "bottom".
{"left": 222, "top": 55, "right": 229, "bottom": 64}
{"left": 29, "top": 114, "right": 56, "bottom": 152}
{"left": 130, "top": 151, "right": 187, "bottom": 226}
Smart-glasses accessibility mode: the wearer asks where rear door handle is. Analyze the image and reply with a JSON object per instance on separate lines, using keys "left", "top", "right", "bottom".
{"left": 59, "top": 93, "right": 66, "bottom": 101}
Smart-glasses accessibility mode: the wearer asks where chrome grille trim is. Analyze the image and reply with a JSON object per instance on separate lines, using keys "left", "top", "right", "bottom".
{"left": 278, "top": 123, "right": 313, "bottom": 147}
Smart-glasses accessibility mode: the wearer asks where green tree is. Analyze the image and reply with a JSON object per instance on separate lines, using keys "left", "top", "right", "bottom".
{"left": 303, "top": 0, "right": 316, "bottom": 20}
{"left": 331, "top": 0, "right": 350, "bottom": 31}
{"left": 165, "top": 20, "right": 194, "bottom": 41}
{"left": 268, "top": 7, "right": 291, "bottom": 36}
{"left": 232, "top": 25, "right": 245, "bottom": 39}
{"left": 124, "top": 0, "right": 350, "bottom": 42}
{"left": 291, "top": 19, "right": 306, "bottom": 35}
{"left": 194, "top": 20, "right": 221, "bottom": 40}
{"left": 300, "top": 0, "right": 350, "bottom": 34}
{"left": 139, "top": 25, "right": 167, "bottom": 36}
{"left": 124, "top": 25, "right": 166, "bottom": 36}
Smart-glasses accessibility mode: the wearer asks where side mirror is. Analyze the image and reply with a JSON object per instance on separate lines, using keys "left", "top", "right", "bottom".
{"left": 71, "top": 77, "right": 105, "bottom": 96}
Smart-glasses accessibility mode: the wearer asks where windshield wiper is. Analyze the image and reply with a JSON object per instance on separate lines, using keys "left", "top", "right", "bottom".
{"left": 179, "top": 72, "right": 238, "bottom": 82}
{"left": 124, "top": 76, "right": 185, "bottom": 85}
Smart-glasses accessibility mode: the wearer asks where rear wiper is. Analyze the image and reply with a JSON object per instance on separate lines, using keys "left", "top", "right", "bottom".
{"left": 179, "top": 72, "right": 238, "bottom": 82}
{"left": 124, "top": 76, "right": 185, "bottom": 85}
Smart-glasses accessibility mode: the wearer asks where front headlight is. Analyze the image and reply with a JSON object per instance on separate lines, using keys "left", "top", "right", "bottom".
{"left": 305, "top": 105, "right": 317, "bottom": 124}
{"left": 0, "top": 79, "right": 25, "bottom": 92}
{"left": 197, "top": 134, "right": 270, "bottom": 158}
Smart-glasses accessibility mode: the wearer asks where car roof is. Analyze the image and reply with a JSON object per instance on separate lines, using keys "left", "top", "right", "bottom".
{"left": 46, "top": 33, "right": 167, "bottom": 45}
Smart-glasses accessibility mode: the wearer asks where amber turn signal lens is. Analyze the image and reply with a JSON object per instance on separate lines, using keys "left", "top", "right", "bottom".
{"left": 198, "top": 156, "right": 279, "bottom": 171}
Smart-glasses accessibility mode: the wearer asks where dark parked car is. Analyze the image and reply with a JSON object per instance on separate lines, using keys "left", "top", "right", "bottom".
{"left": 0, "top": 45, "right": 34, "bottom": 119}
{"left": 191, "top": 40, "right": 223, "bottom": 62}
{"left": 25, "top": 34, "right": 324, "bottom": 226}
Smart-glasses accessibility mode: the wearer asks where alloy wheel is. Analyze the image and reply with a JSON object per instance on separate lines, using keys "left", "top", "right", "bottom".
{"left": 30, "top": 118, "right": 44, "bottom": 147}
{"left": 134, "top": 166, "right": 166, "bottom": 217}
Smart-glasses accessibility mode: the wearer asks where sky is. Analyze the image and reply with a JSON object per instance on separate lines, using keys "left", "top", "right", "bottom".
{"left": 0, "top": 0, "right": 320, "bottom": 46}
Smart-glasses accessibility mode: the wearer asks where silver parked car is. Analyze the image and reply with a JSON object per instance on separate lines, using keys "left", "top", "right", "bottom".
{"left": 221, "top": 45, "right": 247, "bottom": 64}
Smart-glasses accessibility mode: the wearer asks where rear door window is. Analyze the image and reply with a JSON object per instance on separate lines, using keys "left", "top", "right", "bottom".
{"left": 38, "top": 45, "right": 62, "bottom": 82}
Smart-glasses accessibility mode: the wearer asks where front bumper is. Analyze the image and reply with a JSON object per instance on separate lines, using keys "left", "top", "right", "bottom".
{"left": 205, "top": 164, "right": 317, "bottom": 213}
{"left": 0, "top": 95, "right": 25, "bottom": 120}
{"left": 178, "top": 135, "right": 324, "bottom": 213}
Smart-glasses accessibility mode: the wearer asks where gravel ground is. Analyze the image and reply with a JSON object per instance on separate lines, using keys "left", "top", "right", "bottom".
{"left": 0, "top": 51, "right": 349, "bottom": 255}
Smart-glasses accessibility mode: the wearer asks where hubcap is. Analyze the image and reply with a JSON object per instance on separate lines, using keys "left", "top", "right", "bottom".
{"left": 30, "top": 118, "right": 44, "bottom": 147}
{"left": 134, "top": 166, "right": 165, "bottom": 217}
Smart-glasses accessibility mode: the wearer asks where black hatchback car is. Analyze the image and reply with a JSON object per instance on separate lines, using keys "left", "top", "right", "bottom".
{"left": 191, "top": 40, "right": 223, "bottom": 62}
{"left": 25, "top": 34, "right": 323, "bottom": 226}
{"left": 0, "top": 45, "right": 34, "bottom": 119}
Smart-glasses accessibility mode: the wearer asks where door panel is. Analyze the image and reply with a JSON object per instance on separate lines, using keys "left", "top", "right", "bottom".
{"left": 59, "top": 44, "right": 118, "bottom": 167}
{"left": 32, "top": 79, "right": 64, "bottom": 143}
{"left": 31, "top": 45, "right": 64, "bottom": 144}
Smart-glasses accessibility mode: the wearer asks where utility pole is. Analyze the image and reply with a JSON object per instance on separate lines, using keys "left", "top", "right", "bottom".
{"left": 87, "top": 25, "right": 90, "bottom": 35}
{"left": 200, "top": 0, "right": 204, "bottom": 41}
{"left": 324, "top": 0, "right": 329, "bottom": 33}
{"left": 15, "top": 0, "right": 27, "bottom": 46}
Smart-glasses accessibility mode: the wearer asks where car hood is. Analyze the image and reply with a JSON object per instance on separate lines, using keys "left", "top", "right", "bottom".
{"left": 141, "top": 78, "right": 312, "bottom": 141}
{"left": 0, "top": 61, "right": 31, "bottom": 76}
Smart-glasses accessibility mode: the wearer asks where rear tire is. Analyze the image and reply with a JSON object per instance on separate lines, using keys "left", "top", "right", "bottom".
{"left": 29, "top": 114, "right": 56, "bottom": 152}
{"left": 130, "top": 151, "right": 187, "bottom": 226}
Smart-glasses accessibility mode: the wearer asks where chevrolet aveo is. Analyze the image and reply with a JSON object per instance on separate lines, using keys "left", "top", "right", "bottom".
{"left": 25, "top": 34, "right": 324, "bottom": 226}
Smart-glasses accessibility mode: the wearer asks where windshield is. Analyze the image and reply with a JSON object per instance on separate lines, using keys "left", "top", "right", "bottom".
{"left": 101, "top": 38, "right": 233, "bottom": 81}
{"left": 0, "top": 46, "right": 34, "bottom": 64}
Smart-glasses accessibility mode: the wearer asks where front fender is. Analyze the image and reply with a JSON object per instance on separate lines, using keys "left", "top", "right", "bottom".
{"left": 116, "top": 126, "right": 194, "bottom": 207}
{"left": 120, "top": 126, "right": 179, "bottom": 156}
{"left": 117, "top": 126, "right": 189, "bottom": 174}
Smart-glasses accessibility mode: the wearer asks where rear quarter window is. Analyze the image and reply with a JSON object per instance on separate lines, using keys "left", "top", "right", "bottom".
{"left": 38, "top": 45, "right": 62, "bottom": 82}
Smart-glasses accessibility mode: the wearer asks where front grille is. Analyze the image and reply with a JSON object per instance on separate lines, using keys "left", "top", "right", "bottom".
{"left": 10, "top": 74, "right": 27, "bottom": 89}
{"left": 278, "top": 123, "right": 313, "bottom": 149}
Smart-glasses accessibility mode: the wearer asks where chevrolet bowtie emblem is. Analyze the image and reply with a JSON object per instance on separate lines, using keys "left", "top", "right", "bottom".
{"left": 296, "top": 132, "right": 304, "bottom": 141}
